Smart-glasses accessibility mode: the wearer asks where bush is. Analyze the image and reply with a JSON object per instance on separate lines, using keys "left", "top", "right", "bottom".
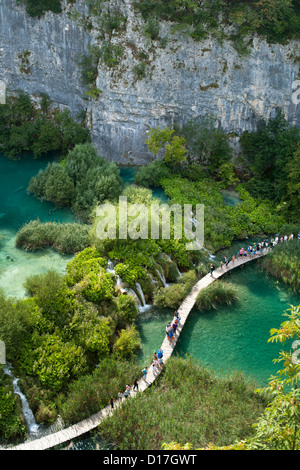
{"left": 134, "top": 159, "right": 171, "bottom": 188}
{"left": 0, "top": 92, "right": 89, "bottom": 159}
{"left": 28, "top": 143, "right": 122, "bottom": 219}
{"left": 20, "top": 333, "right": 88, "bottom": 391}
{"left": 262, "top": 239, "right": 300, "bottom": 291}
{"left": 196, "top": 281, "right": 239, "bottom": 311}
{"left": 0, "top": 372, "right": 26, "bottom": 440}
{"left": 16, "top": 220, "right": 91, "bottom": 254}
{"left": 65, "top": 247, "right": 108, "bottom": 286}
{"left": 24, "top": 0, "right": 62, "bottom": 17}
{"left": 29, "top": 163, "right": 75, "bottom": 207}
{"left": 75, "top": 270, "right": 114, "bottom": 303}
{"left": 58, "top": 358, "right": 141, "bottom": 425}
{"left": 113, "top": 326, "right": 141, "bottom": 359}
{"left": 0, "top": 290, "right": 32, "bottom": 361}
{"left": 115, "top": 294, "right": 139, "bottom": 327}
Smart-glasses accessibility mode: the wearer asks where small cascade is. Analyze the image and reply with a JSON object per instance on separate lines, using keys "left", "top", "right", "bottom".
{"left": 4, "top": 364, "right": 40, "bottom": 435}
{"left": 135, "top": 282, "right": 151, "bottom": 312}
{"left": 155, "top": 266, "right": 168, "bottom": 287}
{"left": 106, "top": 259, "right": 127, "bottom": 293}
{"left": 105, "top": 259, "right": 115, "bottom": 274}
{"left": 163, "top": 253, "right": 182, "bottom": 279}
{"left": 116, "top": 275, "right": 127, "bottom": 294}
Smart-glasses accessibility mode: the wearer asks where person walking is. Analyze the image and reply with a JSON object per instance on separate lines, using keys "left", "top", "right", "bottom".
{"left": 142, "top": 367, "right": 147, "bottom": 381}
{"left": 133, "top": 378, "right": 139, "bottom": 391}
{"left": 210, "top": 263, "right": 215, "bottom": 277}
{"left": 109, "top": 397, "right": 115, "bottom": 409}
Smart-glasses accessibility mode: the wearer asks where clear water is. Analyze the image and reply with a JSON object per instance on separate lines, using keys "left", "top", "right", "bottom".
{"left": 1, "top": 158, "right": 299, "bottom": 448}
{"left": 0, "top": 153, "right": 75, "bottom": 297}
{"left": 221, "top": 189, "right": 241, "bottom": 207}
{"left": 137, "top": 263, "right": 299, "bottom": 387}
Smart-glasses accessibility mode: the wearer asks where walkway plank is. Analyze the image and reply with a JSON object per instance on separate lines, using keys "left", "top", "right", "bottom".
{"left": 6, "top": 249, "right": 269, "bottom": 451}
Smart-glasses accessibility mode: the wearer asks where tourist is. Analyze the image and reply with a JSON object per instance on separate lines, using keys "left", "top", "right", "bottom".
{"left": 109, "top": 397, "right": 115, "bottom": 409}
{"left": 172, "top": 319, "right": 179, "bottom": 335}
{"left": 174, "top": 311, "right": 181, "bottom": 323}
{"left": 142, "top": 367, "right": 147, "bottom": 381}
{"left": 157, "top": 349, "right": 164, "bottom": 368}
{"left": 152, "top": 361, "right": 157, "bottom": 375}
{"left": 232, "top": 254, "right": 235, "bottom": 264}
{"left": 225, "top": 256, "right": 229, "bottom": 266}
{"left": 168, "top": 330, "right": 174, "bottom": 343}
{"left": 124, "top": 389, "right": 130, "bottom": 399}
{"left": 166, "top": 322, "right": 172, "bottom": 335}
{"left": 126, "top": 383, "right": 131, "bottom": 392}
{"left": 210, "top": 263, "right": 215, "bottom": 277}
{"left": 133, "top": 378, "right": 139, "bottom": 391}
{"left": 220, "top": 260, "right": 224, "bottom": 269}
{"left": 118, "top": 390, "right": 123, "bottom": 400}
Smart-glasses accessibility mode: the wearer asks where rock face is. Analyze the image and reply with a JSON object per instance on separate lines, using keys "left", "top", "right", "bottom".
{"left": 0, "top": 0, "right": 299, "bottom": 164}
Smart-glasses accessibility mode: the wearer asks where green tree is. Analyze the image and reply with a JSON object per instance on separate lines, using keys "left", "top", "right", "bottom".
{"left": 145, "top": 126, "right": 187, "bottom": 171}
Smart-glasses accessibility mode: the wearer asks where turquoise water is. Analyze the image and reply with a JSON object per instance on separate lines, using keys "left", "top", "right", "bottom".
{"left": 1, "top": 156, "right": 299, "bottom": 386}
{"left": 119, "top": 166, "right": 169, "bottom": 202}
{"left": 137, "top": 262, "right": 299, "bottom": 387}
{"left": 0, "top": 153, "right": 75, "bottom": 297}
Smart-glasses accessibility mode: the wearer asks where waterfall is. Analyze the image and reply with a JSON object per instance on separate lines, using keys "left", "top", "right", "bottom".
{"left": 106, "top": 259, "right": 115, "bottom": 274}
{"left": 135, "top": 282, "right": 151, "bottom": 312}
{"left": 4, "top": 364, "right": 40, "bottom": 435}
{"left": 106, "top": 259, "right": 127, "bottom": 293}
{"left": 155, "top": 267, "right": 168, "bottom": 287}
{"left": 163, "top": 253, "right": 182, "bottom": 279}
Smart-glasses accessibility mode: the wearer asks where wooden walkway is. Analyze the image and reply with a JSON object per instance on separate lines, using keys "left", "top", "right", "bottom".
{"left": 6, "top": 249, "right": 269, "bottom": 451}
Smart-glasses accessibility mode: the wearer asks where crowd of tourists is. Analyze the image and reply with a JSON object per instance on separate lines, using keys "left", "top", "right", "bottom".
{"left": 110, "top": 231, "right": 300, "bottom": 410}
{"left": 210, "top": 232, "right": 299, "bottom": 276}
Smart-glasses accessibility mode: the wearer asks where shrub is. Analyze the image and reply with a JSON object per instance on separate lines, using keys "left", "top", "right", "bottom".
{"left": 20, "top": 333, "right": 88, "bottom": 391}
{"left": 112, "top": 326, "right": 141, "bottom": 359}
{"left": 134, "top": 159, "right": 171, "bottom": 188}
{"left": 0, "top": 375, "right": 26, "bottom": 440}
{"left": 58, "top": 358, "right": 141, "bottom": 425}
{"left": 16, "top": 220, "right": 91, "bottom": 254}
{"left": 24, "top": 0, "right": 62, "bottom": 17}
{"left": 196, "top": 281, "right": 239, "bottom": 311}
{"left": 0, "top": 92, "right": 89, "bottom": 159}
{"left": 29, "top": 163, "right": 75, "bottom": 207}
{"left": 76, "top": 270, "right": 114, "bottom": 303}
{"left": 153, "top": 283, "right": 186, "bottom": 309}
{"left": 115, "top": 294, "right": 139, "bottom": 327}
{"left": 261, "top": 239, "right": 300, "bottom": 291}
{"left": 65, "top": 247, "right": 107, "bottom": 286}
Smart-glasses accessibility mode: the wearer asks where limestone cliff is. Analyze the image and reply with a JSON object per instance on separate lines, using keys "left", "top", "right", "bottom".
{"left": 0, "top": 0, "right": 299, "bottom": 164}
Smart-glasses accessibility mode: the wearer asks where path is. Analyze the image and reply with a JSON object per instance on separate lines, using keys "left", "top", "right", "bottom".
{"left": 6, "top": 249, "right": 270, "bottom": 450}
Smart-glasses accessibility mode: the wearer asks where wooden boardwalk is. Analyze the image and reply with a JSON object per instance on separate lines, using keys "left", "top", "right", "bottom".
{"left": 6, "top": 249, "right": 269, "bottom": 451}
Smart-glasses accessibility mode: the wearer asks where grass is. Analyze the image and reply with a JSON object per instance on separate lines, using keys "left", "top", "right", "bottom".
{"left": 196, "top": 280, "right": 239, "bottom": 311}
{"left": 97, "top": 355, "right": 266, "bottom": 450}
{"left": 262, "top": 239, "right": 300, "bottom": 292}
{"left": 16, "top": 220, "right": 91, "bottom": 254}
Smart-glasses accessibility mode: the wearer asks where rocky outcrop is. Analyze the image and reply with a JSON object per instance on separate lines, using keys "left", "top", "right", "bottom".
{"left": 0, "top": 0, "right": 299, "bottom": 164}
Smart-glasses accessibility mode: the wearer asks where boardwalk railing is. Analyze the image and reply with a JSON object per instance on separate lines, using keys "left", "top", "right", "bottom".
{"left": 6, "top": 249, "right": 270, "bottom": 451}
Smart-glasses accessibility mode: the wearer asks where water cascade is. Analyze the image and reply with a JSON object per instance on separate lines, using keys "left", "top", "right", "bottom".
{"left": 155, "top": 266, "right": 168, "bottom": 287}
{"left": 135, "top": 282, "right": 151, "bottom": 312}
{"left": 4, "top": 364, "right": 40, "bottom": 435}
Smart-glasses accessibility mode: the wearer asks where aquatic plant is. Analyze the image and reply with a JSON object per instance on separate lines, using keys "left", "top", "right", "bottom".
{"left": 196, "top": 281, "right": 239, "bottom": 311}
